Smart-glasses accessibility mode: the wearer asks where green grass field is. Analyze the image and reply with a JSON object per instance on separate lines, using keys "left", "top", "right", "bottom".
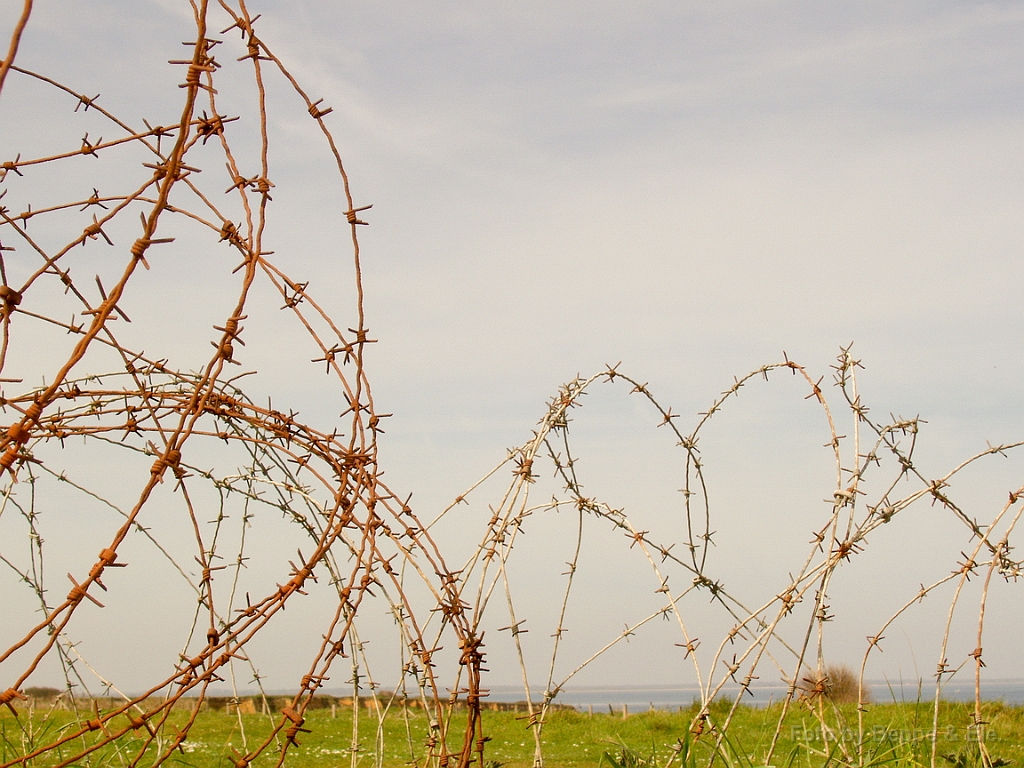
{"left": 3, "top": 700, "right": 1023, "bottom": 768}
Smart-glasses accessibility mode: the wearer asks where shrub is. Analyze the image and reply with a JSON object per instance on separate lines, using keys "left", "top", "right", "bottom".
{"left": 24, "top": 687, "right": 61, "bottom": 699}
{"left": 826, "top": 665, "right": 869, "bottom": 705}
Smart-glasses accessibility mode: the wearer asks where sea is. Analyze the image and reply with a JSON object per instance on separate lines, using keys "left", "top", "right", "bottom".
{"left": 208, "top": 680, "right": 1024, "bottom": 711}
{"left": 479, "top": 680, "right": 1024, "bottom": 710}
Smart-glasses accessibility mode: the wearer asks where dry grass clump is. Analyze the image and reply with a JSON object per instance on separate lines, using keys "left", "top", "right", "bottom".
{"left": 799, "top": 665, "right": 870, "bottom": 705}
{"left": 827, "top": 664, "right": 868, "bottom": 704}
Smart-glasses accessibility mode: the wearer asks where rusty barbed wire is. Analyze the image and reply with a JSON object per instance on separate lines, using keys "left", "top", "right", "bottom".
{"left": 0, "top": 2, "right": 485, "bottom": 767}
{"left": 1, "top": 5, "right": 1021, "bottom": 768}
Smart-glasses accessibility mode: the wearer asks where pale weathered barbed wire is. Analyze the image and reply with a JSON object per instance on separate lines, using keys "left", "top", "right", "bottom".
{"left": 1, "top": 4, "right": 1021, "bottom": 768}
{"left": 428, "top": 348, "right": 1024, "bottom": 768}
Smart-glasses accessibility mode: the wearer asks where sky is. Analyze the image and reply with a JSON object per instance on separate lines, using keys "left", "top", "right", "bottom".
{"left": 1, "top": 0, "right": 1023, "bottom": 698}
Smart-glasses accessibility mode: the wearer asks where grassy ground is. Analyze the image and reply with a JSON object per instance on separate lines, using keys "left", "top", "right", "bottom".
{"left": 3, "top": 700, "right": 1023, "bottom": 768}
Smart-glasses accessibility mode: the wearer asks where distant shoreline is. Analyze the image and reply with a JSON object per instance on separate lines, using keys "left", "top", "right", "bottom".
{"left": 152, "top": 679, "right": 1024, "bottom": 710}
{"left": 481, "top": 680, "right": 1024, "bottom": 708}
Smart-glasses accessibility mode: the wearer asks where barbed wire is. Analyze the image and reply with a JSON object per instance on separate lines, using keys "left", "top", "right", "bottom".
{"left": 1, "top": 4, "right": 1020, "bottom": 768}
{"left": 0, "top": 1, "right": 486, "bottom": 766}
